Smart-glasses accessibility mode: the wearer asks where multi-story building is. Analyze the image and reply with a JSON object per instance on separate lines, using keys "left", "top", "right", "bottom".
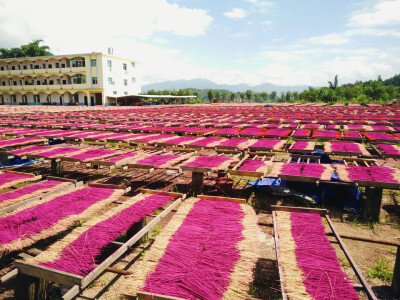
{"left": 0, "top": 52, "right": 140, "bottom": 106}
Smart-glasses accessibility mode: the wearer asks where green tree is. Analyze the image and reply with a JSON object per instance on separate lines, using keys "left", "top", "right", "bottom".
{"left": 207, "top": 90, "right": 214, "bottom": 101}
{"left": 245, "top": 89, "right": 253, "bottom": 102}
{"left": 286, "top": 91, "right": 292, "bottom": 102}
{"left": 221, "top": 91, "right": 227, "bottom": 100}
{"left": 230, "top": 92, "right": 236, "bottom": 102}
{"left": 239, "top": 92, "right": 245, "bottom": 101}
{"left": 214, "top": 90, "right": 221, "bottom": 99}
{"left": 0, "top": 40, "right": 53, "bottom": 59}
{"left": 328, "top": 74, "right": 338, "bottom": 90}
{"left": 270, "top": 91, "right": 277, "bottom": 101}
{"left": 260, "top": 91, "right": 269, "bottom": 102}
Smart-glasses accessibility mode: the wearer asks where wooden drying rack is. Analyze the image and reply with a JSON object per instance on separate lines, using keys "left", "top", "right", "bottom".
{"left": 7, "top": 189, "right": 184, "bottom": 300}
{"left": 272, "top": 205, "right": 377, "bottom": 300}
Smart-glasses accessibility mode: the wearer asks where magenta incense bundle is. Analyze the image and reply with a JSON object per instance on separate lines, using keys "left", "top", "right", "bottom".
{"left": 122, "top": 198, "right": 260, "bottom": 300}
{"left": 0, "top": 186, "right": 123, "bottom": 253}
{"left": 29, "top": 193, "right": 175, "bottom": 275}
{"left": 276, "top": 211, "right": 359, "bottom": 299}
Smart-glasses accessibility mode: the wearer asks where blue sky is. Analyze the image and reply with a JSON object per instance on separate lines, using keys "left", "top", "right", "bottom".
{"left": 0, "top": 0, "right": 399, "bottom": 87}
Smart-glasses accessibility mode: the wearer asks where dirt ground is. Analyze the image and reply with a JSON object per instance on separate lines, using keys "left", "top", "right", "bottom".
{"left": 0, "top": 158, "right": 399, "bottom": 300}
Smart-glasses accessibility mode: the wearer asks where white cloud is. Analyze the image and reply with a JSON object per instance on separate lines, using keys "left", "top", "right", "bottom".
{"left": 308, "top": 33, "right": 350, "bottom": 45}
{"left": 0, "top": 0, "right": 213, "bottom": 49}
{"left": 348, "top": 0, "right": 400, "bottom": 27}
{"left": 229, "top": 32, "right": 250, "bottom": 38}
{"left": 244, "top": 0, "right": 274, "bottom": 13}
{"left": 223, "top": 8, "right": 248, "bottom": 19}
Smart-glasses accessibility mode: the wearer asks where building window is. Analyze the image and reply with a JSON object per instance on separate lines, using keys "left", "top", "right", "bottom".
{"left": 35, "top": 65, "right": 40, "bottom": 69}
{"left": 124, "top": 91, "right": 128, "bottom": 95}
{"left": 132, "top": 77, "right": 136, "bottom": 83}
{"left": 72, "top": 74, "right": 86, "bottom": 84}
{"left": 61, "top": 63, "right": 66, "bottom": 68}
{"left": 124, "top": 79, "right": 127, "bottom": 86}
{"left": 42, "top": 63, "right": 46, "bottom": 69}
{"left": 71, "top": 57, "right": 85, "bottom": 68}
{"left": 48, "top": 64, "right": 52, "bottom": 69}
{"left": 11, "top": 95, "right": 16, "bottom": 102}
{"left": 49, "top": 80, "right": 54, "bottom": 85}
{"left": 113, "top": 91, "right": 117, "bottom": 95}
{"left": 91, "top": 59, "right": 97, "bottom": 67}
{"left": 23, "top": 65, "right": 27, "bottom": 70}
{"left": 131, "top": 62, "right": 135, "bottom": 68}
{"left": 13, "top": 81, "right": 17, "bottom": 86}
{"left": 0, "top": 67, "right": 3, "bottom": 71}
{"left": 2, "top": 82, "right": 5, "bottom": 86}
{"left": 55, "top": 63, "right": 60, "bottom": 68}
{"left": 62, "top": 80, "right": 67, "bottom": 84}
{"left": 11, "top": 66, "right": 15, "bottom": 70}
{"left": 123, "top": 63, "right": 127, "bottom": 70}
{"left": 22, "top": 95, "right": 27, "bottom": 103}
{"left": 107, "top": 60, "right": 112, "bottom": 69}
{"left": 108, "top": 77, "right": 113, "bottom": 85}
{"left": 92, "top": 77, "right": 98, "bottom": 84}
{"left": 35, "top": 95, "right": 40, "bottom": 103}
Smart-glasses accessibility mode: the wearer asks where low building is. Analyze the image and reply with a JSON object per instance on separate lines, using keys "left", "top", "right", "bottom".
{"left": 0, "top": 52, "right": 140, "bottom": 106}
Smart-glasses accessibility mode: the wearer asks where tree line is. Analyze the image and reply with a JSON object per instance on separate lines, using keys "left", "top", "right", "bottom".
{"left": 145, "top": 74, "right": 400, "bottom": 104}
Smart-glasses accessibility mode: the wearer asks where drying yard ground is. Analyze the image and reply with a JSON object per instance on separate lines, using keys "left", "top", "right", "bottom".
{"left": 0, "top": 158, "right": 398, "bottom": 299}
{"left": 0, "top": 106, "right": 400, "bottom": 300}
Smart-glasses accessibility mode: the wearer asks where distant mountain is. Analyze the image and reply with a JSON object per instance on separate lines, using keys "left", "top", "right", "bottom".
{"left": 142, "top": 78, "right": 312, "bottom": 94}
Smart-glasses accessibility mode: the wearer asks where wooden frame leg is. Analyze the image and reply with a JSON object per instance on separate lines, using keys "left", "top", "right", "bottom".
{"left": 51, "top": 158, "right": 63, "bottom": 177}
{"left": 393, "top": 246, "right": 400, "bottom": 297}
{"left": 14, "top": 274, "right": 48, "bottom": 300}
{"left": 362, "top": 187, "right": 382, "bottom": 222}
{"left": 192, "top": 172, "right": 204, "bottom": 196}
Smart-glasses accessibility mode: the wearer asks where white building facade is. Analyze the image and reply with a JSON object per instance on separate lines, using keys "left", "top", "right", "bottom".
{"left": 0, "top": 52, "right": 140, "bottom": 106}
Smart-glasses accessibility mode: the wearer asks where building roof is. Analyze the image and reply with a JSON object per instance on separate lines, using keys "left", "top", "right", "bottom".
{"left": 0, "top": 52, "right": 138, "bottom": 63}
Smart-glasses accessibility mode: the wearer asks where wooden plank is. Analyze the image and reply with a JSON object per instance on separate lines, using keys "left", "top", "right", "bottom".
{"left": 5, "top": 170, "right": 37, "bottom": 177}
{"left": 45, "top": 176, "right": 77, "bottom": 184}
{"left": 127, "top": 163, "right": 155, "bottom": 169}
{"left": 279, "top": 174, "right": 319, "bottom": 183}
{"left": 272, "top": 211, "right": 289, "bottom": 300}
{"left": 80, "top": 197, "right": 183, "bottom": 289}
{"left": 325, "top": 215, "right": 377, "bottom": 300}
{"left": 231, "top": 154, "right": 250, "bottom": 171}
{"left": 198, "top": 194, "right": 246, "bottom": 204}
{"left": 355, "top": 180, "right": 400, "bottom": 189}
{"left": 271, "top": 205, "right": 328, "bottom": 215}
{"left": 229, "top": 169, "right": 264, "bottom": 177}
{"left": 137, "top": 291, "right": 187, "bottom": 300}
{"left": 15, "top": 260, "right": 83, "bottom": 286}
{"left": 392, "top": 246, "right": 400, "bottom": 297}
{"left": 62, "top": 285, "right": 80, "bottom": 300}
{"left": 88, "top": 182, "right": 126, "bottom": 189}
{"left": 181, "top": 165, "right": 211, "bottom": 173}
{"left": 140, "top": 189, "right": 183, "bottom": 198}
{"left": 1, "top": 268, "right": 18, "bottom": 283}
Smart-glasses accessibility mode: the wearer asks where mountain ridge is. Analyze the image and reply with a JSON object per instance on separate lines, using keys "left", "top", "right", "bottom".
{"left": 142, "top": 78, "right": 313, "bottom": 94}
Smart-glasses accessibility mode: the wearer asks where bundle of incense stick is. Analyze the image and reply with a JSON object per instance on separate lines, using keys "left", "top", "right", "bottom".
{"left": 268, "top": 162, "right": 334, "bottom": 181}
{"left": 378, "top": 143, "right": 400, "bottom": 156}
{"left": 291, "top": 141, "right": 315, "bottom": 151}
{"left": 250, "top": 139, "right": 286, "bottom": 151}
{"left": 32, "top": 146, "right": 86, "bottom": 158}
{"left": 67, "top": 148, "right": 119, "bottom": 162}
{"left": 335, "top": 164, "right": 400, "bottom": 184}
{"left": 0, "top": 186, "right": 124, "bottom": 253}
{"left": 28, "top": 193, "right": 176, "bottom": 275}
{"left": 0, "top": 137, "right": 46, "bottom": 148}
{"left": 239, "top": 159, "right": 270, "bottom": 173}
{"left": 218, "top": 138, "right": 257, "bottom": 150}
{"left": 0, "top": 180, "right": 70, "bottom": 210}
{"left": 135, "top": 153, "right": 193, "bottom": 168}
{"left": 324, "top": 141, "right": 370, "bottom": 156}
{"left": 275, "top": 211, "right": 359, "bottom": 299}
{"left": 183, "top": 155, "right": 236, "bottom": 170}
{"left": 121, "top": 197, "right": 260, "bottom": 300}
{"left": 0, "top": 172, "right": 41, "bottom": 190}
